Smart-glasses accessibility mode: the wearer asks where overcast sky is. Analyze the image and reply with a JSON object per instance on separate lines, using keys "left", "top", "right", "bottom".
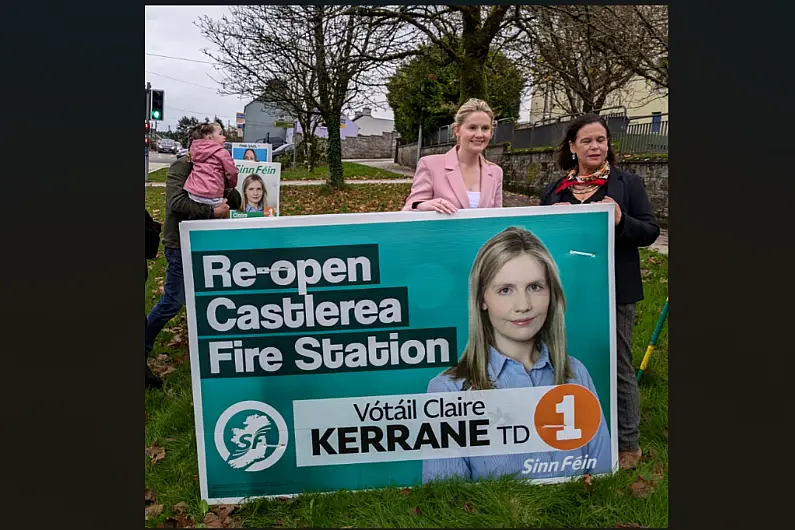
{"left": 145, "top": 6, "right": 530, "bottom": 132}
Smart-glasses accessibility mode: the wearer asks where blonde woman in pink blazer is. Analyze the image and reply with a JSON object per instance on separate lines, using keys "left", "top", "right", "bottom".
{"left": 402, "top": 98, "right": 503, "bottom": 214}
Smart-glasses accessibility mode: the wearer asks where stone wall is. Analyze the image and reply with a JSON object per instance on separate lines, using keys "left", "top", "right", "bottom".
{"left": 396, "top": 142, "right": 668, "bottom": 224}
{"left": 342, "top": 132, "right": 396, "bottom": 159}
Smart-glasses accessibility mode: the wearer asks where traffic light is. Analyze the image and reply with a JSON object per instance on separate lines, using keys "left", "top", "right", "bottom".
{"left": 150, "top": 89, "right": 164, "bottom": 121}
{"left": 145, "top": 121, "right": 151, "bottom": 148}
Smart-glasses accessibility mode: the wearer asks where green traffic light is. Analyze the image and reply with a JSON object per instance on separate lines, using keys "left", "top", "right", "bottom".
{"left": 152, "top": 110, "right": 161, "bottom": 119}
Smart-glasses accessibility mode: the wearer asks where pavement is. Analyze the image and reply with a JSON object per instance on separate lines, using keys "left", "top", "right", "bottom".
{"left": 343, "top": 158, "right": 415, "bottom": 177}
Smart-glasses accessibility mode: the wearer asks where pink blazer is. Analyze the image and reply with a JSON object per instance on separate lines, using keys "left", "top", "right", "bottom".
{"left": 402, "top": 147, "right": 503, "bottom": 211}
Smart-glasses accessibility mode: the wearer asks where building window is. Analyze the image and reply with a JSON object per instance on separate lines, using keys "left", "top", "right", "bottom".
{"left": 651, "top": 112, "right": 662, "bottom": 134}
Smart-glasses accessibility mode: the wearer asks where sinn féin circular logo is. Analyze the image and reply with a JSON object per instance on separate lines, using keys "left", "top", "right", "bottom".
{"left": 214, "top": 401, "right": 289, "bottom": 472}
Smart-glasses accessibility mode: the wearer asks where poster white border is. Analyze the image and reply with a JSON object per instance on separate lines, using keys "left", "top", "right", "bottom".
{"left": 179, "top": 203, "right": 618, "bottom": 504}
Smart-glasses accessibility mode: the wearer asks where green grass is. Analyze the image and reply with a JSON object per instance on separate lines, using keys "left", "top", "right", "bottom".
{"left": 281, "top": 162, "right": 407, "bottom": 181}
{"left": 148, "top": 168, "right": 168, "bottom": 182}
{"left": 147, "top": 162, "right": 407, "bottom": 185}
{"left": 145, "top": 185, "right": 668, "bottom": 528}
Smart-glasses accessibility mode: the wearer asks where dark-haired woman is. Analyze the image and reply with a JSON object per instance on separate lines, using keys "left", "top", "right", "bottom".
{"left": 540, "top": 113, "right": 660, "bottom": 470}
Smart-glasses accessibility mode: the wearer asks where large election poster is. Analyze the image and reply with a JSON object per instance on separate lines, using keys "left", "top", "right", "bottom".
{"left": 231, "top": 161, "right": 280, "bottom": 218}
{"left": 179, "top": 205, "right": 618, "bottom": 504}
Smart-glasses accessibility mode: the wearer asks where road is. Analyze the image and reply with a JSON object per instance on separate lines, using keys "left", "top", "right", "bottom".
{"left": 148, "top": 151, "right": 178, "bottom": 173}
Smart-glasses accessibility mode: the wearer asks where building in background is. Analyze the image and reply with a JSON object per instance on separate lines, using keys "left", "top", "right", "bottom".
{"left": 241, "top": 100, "right": 294, "bottom": 147}
{"left": 352, "top": 107, "right": 394, "bottom": 136}
{"left": 528, "top": 75, "right": 668, "bottom": 124}
{"left": 296, "top": 115, "right": 359, "bottom": 139}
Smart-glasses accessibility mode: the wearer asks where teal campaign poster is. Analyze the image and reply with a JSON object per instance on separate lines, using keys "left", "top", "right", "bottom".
{"left": 179, "top": 205, "right": 618, "bottom": 504}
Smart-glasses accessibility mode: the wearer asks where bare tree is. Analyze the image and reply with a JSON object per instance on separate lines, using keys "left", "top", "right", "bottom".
{"left": 350, "top": 5, "right": 522, "bottom": 105}
{"left": 514, "top": 6, "right": 638, "bottom": 115}
{"left": 199, "top": 6, "right": 415, "bottom": 187}
{"left": 589, "top": 5, "right": 668, "bottom": 92}
{"left": 198, "top": 6, "right": 324, "bottom": 170}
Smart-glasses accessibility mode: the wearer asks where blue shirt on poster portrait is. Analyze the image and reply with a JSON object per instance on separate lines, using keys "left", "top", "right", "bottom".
{"left": 421, "top": 343, "right": 613, "bottom": 483}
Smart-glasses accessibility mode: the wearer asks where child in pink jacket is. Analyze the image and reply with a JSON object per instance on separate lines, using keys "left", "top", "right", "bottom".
{"left": 184, "top": 123, "right": 239, "bottom": 208}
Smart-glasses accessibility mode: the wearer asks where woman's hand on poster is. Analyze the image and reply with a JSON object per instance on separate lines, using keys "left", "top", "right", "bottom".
{"left": 416, "top": 198, "right": 457, "bottom": 214}
{"left": 598, "top": 196, "right": 622, "bottom": 225}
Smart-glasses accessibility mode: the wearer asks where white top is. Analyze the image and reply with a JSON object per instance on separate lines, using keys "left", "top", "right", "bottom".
{"left": 467, "top": 191, "right": 481, "bottom": 209}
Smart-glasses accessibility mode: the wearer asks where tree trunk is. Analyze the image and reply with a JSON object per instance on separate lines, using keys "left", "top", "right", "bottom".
{"left": 326, "top": 115, "right": 344, "bottom": 188}
{"left": 459, "top": 17, "right": 489, "bottom": 103}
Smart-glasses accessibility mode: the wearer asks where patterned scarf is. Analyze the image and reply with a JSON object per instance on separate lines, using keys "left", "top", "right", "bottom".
{"left": 554, "top": 160, "right": 611, "bottom": 195}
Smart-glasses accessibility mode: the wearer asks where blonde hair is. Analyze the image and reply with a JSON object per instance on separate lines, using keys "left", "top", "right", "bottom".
{"left": 239, "top": 174, "right": 268, "bottom": 212}
{"left": 446, "top": 227, "right": 573, "bottom": 389}
{"left": 453, "top": 98, "right": 495, "bottom": 138}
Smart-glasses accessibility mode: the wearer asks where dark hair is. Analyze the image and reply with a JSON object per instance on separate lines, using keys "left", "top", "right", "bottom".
{"left": 555, "top": 113, "right": 617, "bottom": 170}
{"left": 186, "top": 125, "right": 207, "bottom": 149}
{"left": 243, "top": 148, "right": 259, "bottom": 162}
{"left": 196, "top": 122, "right": 222, "bottom": 139}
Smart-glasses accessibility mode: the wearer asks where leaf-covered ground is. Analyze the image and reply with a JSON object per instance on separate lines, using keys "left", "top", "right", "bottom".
{"left": 280, "top": 162, "right": 407, "bottom": 181}
{"left": 145, "top": 185, "right": 669, "bottom": 528}
{"left": 146, "top": 162, "right": 407, "bottom": 185}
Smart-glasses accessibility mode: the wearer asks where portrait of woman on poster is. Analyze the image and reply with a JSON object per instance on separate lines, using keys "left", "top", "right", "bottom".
{"left": 540, "top": 113, "right": 659, "bottom": 470}
{"left": 238, "top": 174, "right": 275, "bottom": 216}
{"left": 422, "top": 227, "right": 611, "bottom": 484}
{"left": 402, "top": 98, "right": 503, "bottom": 214}
{"left": 243, "top": 148, "right": 259, "bottom": 162}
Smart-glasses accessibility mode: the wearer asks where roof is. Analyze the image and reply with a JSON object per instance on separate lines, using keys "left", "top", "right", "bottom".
{"left": 352, "top": 115, "right": 393, "bottom": 123}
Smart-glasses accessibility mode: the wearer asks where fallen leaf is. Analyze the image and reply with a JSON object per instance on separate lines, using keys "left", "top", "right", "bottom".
{"left": 211, "top": 504, "right": 238, "bottom": 519}
{"left": 275, "top": 519, "right": 284, "bottom": 527}
{"left": 400, "top": 487, "right": 410, "bottom": 495}
{"left": 145, "top": 488, "right": 156, "bottom": 504}
{"left": 162, "top": 514, "right": 195, "bottom": 528}
{"left": 583, "top": 474, "right": 594, "bottom": 488}
{"left": 653, "top": 461, "right": 665, "bottom": 478}
{"left": 146, "top": 443, "right": 166, "bottom": 464}
{"left": 659, "top": 278, "right": 668, "bottom": 283}
{"left": 146, "top": 504, "right": 164, "bottom": 519}
{"left": 640, "top": 269, "right": 650, "bottom": 277}
{"left": 648, "top": 256, "right": 659, "bottom": 265}
{"left": 463, "top": 501, "right": 475, "bottom": 513}
{"left": 409, "top": 507, "right": 422, "bottom": 516}
{"left": 629, "top": 476, "right": 656, "bottom": 499}
{"left": 156, "top": 354, "right": 169, "bottom": 362}
{"left": 167, "top": 333, "right": 187, "bottom": 349}
{"left": 173, "top": 502, "right": 188, "bottom": 514}
{"left": 203, "top": 513, "right": 224, "bottom": 528}
{"left": 166, "top": 437, "right": 177, "bottom": 442}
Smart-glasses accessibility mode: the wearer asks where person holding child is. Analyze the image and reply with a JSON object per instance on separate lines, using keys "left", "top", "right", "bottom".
{"left": 183, "top": 123, "right": 239, "bottom": 210}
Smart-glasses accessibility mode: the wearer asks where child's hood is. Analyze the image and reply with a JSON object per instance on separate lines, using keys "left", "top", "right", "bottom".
{"left": 190, "top": 139, "right": 226, "bottom": 163}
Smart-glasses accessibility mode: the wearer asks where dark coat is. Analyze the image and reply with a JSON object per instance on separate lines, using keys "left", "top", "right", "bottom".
{"left": 145, "top": 209, "right": 161, "bottom": 281}
{"left": 541, "top": 166, "right": 660, "bottom": 304}
{"left": 162, "top": 157, "right": 242, "bottom": 249}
